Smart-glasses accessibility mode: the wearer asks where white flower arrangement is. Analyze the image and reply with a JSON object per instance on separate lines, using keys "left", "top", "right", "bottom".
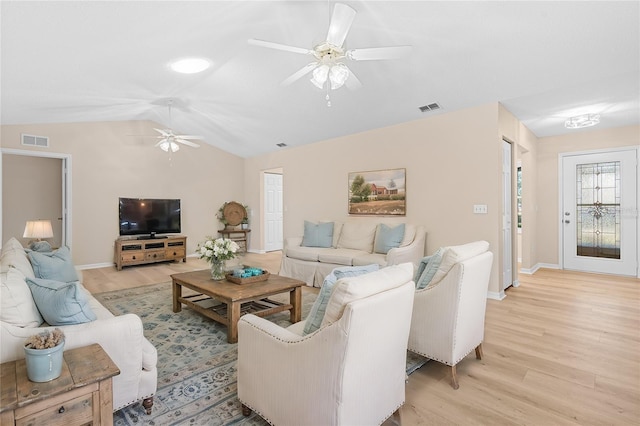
{"left": 197, "top": 237, "right": 240, "bottom": 263}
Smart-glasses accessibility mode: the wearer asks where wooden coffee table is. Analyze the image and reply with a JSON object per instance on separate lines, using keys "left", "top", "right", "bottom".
{"left": 171, "top": 270, "right": 304, "bottom": 343}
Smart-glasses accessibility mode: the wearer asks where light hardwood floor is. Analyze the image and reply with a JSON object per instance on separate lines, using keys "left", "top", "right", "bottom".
{"left": 81, "top": 254, "right": 640, "bottom": 425}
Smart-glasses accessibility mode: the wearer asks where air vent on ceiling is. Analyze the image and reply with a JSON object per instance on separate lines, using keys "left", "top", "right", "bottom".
{"left": 418, "top": 102, "right": 441, "bottom": 113}
{"left": 276, "top": 142, "right": 288, "bottom": 147}
{"left": 21, "top": 133, "right": 49, "bottom": 148}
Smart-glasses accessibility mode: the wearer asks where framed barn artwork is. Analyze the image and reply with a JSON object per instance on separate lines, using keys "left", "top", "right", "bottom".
{"left": 348, "top": 168, "right": 406, "bottom": 215}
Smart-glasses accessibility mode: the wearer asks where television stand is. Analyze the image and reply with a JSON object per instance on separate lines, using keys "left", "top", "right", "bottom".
{"left": 138, "top": 234, "right": 168, "bottom": 240}
{"left": 115, "top": 235, "right": 187, "bottom": 271}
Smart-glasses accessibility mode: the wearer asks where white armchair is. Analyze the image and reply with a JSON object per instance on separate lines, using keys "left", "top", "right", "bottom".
{"left": 408, "top": 242, "right": 493, "bottom": 389}
{"left": 238, "top": 263, "right": 416, "bottom": 426}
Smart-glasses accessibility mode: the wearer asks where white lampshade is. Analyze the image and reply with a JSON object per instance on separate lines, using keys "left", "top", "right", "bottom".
{"left": 329, "top": 63, "right": 349, "bottom": 90}
{"left": 159, "top": 141, "right": 180, "bottom": 152}
{"left": 310, "top": 65, "right": 330, "bottom": 89}
{"left": 23, "top": 220, "right": 54, "bottom": 240}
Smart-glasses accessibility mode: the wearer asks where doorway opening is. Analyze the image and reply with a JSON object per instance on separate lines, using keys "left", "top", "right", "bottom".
{"left": 1, "top": 148, "right": 72, "bottom": 249}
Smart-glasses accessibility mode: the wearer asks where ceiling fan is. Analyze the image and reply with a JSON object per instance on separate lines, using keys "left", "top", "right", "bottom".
{"left": 152, "top": 100, "right": 201, "bottom": 152}
{"left": 248, "top": 2, "right": 412, "bottom": 105}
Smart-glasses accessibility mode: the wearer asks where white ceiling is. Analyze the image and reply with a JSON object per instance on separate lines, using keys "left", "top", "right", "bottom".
{"left": 2, "top": 1, "right": 638, "bottom": 158}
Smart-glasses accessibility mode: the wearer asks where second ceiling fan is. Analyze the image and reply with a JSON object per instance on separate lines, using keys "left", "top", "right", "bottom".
{"left": 153, "top": 100, "right": 201, "bottom": 153}
{"left": 248, "top": 3, "right": 411, "bottom": 104}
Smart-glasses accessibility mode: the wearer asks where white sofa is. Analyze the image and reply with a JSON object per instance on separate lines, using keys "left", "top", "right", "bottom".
{"left": 279, "top": 221, "right": 426, "bottom": 287}
{"left": 0, "top": 237, "right": 157, "bottom": 413}
{"left": 238, "top": 263, "right": 416, "bottom": 425}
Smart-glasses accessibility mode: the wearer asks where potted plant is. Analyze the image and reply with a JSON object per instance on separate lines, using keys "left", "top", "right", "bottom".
{"left": 24, "top": 328, "right": 65, "bottom": 382}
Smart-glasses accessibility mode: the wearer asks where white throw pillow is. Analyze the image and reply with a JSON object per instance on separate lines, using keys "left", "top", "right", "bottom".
{"left": 1, "top": 267, "right": 43, "bottom": 327}
{"left": 321, "top": 262, "right": 413, "bottom": 327}
{"left": 429, "top": 240, "right": 490, "bottom": 286}
{"left": 0, "top": 247, "right": 36, "bottom": 279}
{"left": 1, "top": 237, "right": 24, "bottom": 256}
{"left": 336, "top": 222, "right": 377, "bottom": 252}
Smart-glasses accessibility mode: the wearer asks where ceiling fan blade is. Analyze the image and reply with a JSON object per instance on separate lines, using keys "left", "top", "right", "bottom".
{"left": 326, "top": 3, "right": 356, "bottom": 47}
{"left": 154, "top": 128, "right": 171, "bottom": 137}
{"left": 347, "top": 46, "right": 412, "bottom": 61}
{"left": 344, "top": 68, "right": 362, "bottom": 90}
{"left": 174, "top": 135, "right": 202, "bottom": 140}
{"left": 248, "top": 39, "right": 312, "bottom": 55}
{"left": 281, "top": 63, "right": 318, "bottom": 86}
{"left": 176, "top": 139, "right": 200, "bottom": 148}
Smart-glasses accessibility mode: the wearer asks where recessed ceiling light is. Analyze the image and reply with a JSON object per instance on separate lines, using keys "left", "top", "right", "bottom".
{"left": 564, "top": 113, "right": 600, "bottom": 129}
{"left": 170, "top": 58, "right": 211, "bottom": 74}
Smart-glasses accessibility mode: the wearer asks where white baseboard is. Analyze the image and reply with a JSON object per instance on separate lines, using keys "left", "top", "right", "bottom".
{"left": 519, "top": 263, "right": 560, "bottom": 274}
{"left": 487, "top": 291, "right": 505, "bottom": 301}
{"left": 77, "top": 262, "right": 113, "bottom": 270}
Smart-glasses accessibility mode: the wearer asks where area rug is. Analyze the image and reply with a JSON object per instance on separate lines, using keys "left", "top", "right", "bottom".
{"left": 95, "top": 281, "right": 428, "bottom": 426}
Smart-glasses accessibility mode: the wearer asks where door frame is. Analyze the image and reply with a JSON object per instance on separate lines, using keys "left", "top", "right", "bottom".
{"left": 0, "top": 148, "right": 72, "bottom": 249}
{"left": 557, "top": 146, "right": 639, "bottom": 277}
{"left": 502, "top": 139, "right": 515, "bottom": 294}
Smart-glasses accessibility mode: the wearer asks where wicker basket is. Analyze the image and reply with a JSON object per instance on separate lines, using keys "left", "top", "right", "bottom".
{"left": 225, "top": 270, "right": 270, "bottom": 285}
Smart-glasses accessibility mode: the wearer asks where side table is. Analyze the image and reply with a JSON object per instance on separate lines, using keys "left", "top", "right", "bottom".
{"left": 0, "top": 343, "right": 120, "bottom": 426}
{"left": 218, "top": 228, "right": 251, "bottom": 253}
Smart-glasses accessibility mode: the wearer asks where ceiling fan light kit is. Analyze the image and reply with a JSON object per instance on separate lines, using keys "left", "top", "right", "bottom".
{"left": 248, "top": 2, "right": 412, "bottom": 106}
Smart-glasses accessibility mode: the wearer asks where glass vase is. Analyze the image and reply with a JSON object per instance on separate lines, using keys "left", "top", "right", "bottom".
{"left": 210, "top": 259, "right": 226, "bottom": 280}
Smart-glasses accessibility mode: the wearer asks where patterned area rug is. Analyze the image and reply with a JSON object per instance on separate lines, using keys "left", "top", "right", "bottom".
{"left": 95, "top": 281, "right": 428, "bottom": 425}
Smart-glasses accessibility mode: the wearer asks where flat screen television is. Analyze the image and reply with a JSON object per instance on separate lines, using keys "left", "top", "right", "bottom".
{"left": 119, "top": 198, "right": 181, "bottom": 238}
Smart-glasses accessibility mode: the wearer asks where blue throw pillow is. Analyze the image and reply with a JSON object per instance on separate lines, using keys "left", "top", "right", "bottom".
{"left": 302, "top": 264, "right": 379, "bottom": 335}
{"left": 416, "top": 247, "right": 445, "bottom": 290}
{"left": 301, "top": 221, "right": 334, "bottom": 248}
{"left": 27, "top": 246, "right": 78, "bottom": 282}
{"left": 28, "top": 241, "right": 53, "bottom": 252}
{"left": 374, "top": 224, "right": 406, "bottom": 254}
{"left": 26, "top": 278, "right": 96, "bottom": 325}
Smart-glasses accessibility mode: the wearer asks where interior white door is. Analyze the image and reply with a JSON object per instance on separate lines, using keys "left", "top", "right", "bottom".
{"left": 562, "top": 149, "right": 637, "bottom": 276}
{"left": 502, "top": 140, "right": 514, "bottom": 290}
{"left": 264, "top": 173, "right": 283, "bottom": 252}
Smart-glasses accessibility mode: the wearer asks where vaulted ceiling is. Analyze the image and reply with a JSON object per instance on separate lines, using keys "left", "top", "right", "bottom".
{"left": 2, "top": 1, "right": 638, "bottom": 158}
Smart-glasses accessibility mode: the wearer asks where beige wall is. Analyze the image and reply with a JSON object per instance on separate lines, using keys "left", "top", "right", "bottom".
{"left": 536, "top": 125, "right": 639, "bottom": 266}
{"left": 245, "top": 103, "right": 506, "bottom": 294}
{"left": 2, "top": 155, "right": 63, "bottom": 247}
{"left": 3, "top": 110, "right": 634, "bottom": 289}
{"left": 1, "top": 121, "right": 245, "bottom": 266}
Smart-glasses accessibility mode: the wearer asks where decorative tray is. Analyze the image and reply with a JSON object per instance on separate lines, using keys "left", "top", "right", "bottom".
{"left": 225, "top": 270, "right": 270, "bottom": 285}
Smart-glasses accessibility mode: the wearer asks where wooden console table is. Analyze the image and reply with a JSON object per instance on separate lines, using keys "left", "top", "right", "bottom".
{"left": 0, "top": 343, "right": 120, "bottom": 426}
{"left": 218, "top": 229, "right": 250, "bottom": 253}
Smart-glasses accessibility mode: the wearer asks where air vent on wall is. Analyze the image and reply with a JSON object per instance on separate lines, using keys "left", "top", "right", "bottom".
{"left": 276, "top": 142, "right": 288, "bottom": 147}
{"left": 21, "top": 133, "right": 49, "bottom": 147}
{"left": 418, "top": 102, "right": 441, "bottom": 113}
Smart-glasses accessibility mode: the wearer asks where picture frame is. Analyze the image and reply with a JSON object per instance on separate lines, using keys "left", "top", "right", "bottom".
{"left": 348, "top": 168, "right": 406, "bottom": 215}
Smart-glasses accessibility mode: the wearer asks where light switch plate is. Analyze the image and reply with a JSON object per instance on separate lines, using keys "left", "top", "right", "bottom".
{"left": 473, "top": 204, "right": 488, "bottom": 214}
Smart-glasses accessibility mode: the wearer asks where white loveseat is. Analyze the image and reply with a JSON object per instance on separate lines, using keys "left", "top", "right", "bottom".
{"left": 0, "top": 238, "right": 157, "bottom": 413}
{"left": 279, "top": 221, "right": 426, "bottom": 287}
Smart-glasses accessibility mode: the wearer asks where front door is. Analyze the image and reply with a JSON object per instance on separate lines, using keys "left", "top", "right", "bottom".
{"left": 561, "top": 149, "right": 637, "bottom": 276}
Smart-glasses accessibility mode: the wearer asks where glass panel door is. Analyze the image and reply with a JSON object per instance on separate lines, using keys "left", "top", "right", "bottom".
{"left": 562, "top": 150, "right": 637, "bottom": 276}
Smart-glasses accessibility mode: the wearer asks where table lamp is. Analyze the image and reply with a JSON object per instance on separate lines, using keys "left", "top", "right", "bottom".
{"left": 23, "top": 220, "right": 54, "bottom": 241}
